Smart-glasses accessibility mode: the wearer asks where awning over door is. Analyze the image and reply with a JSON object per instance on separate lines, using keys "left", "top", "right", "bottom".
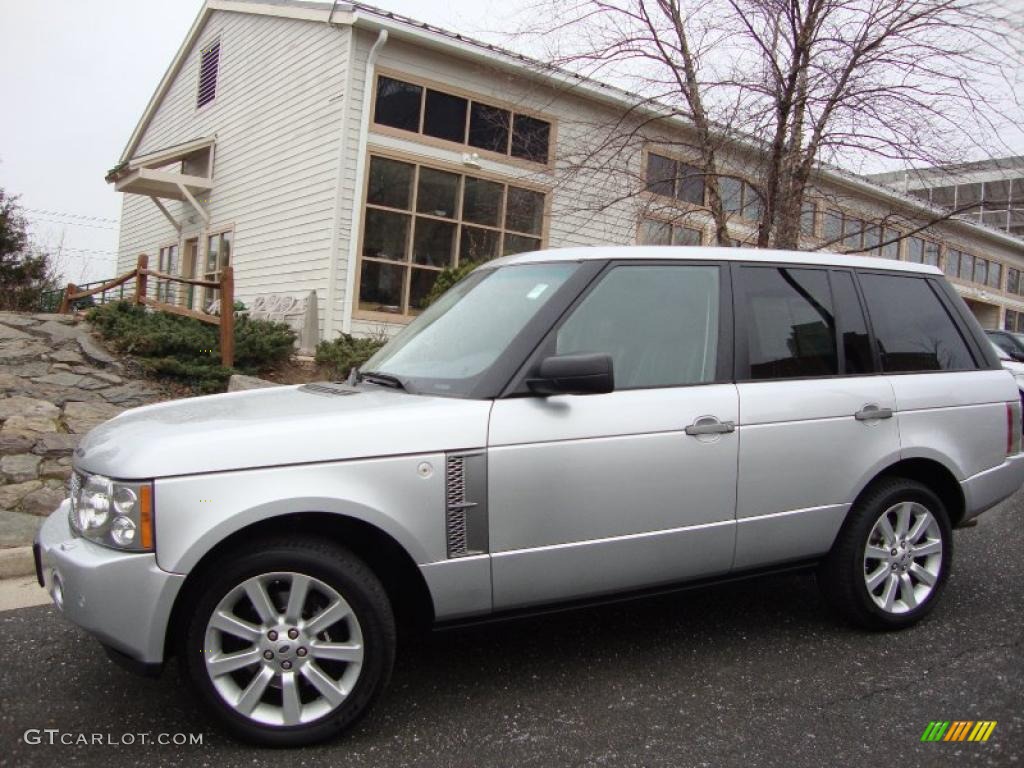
{"left": 106, "top": 136, "right": 215, "bottom": 231}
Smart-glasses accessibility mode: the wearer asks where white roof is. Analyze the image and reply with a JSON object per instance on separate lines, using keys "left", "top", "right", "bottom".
{"left": 493, "top": 246, "right": 943, "bottom": 274}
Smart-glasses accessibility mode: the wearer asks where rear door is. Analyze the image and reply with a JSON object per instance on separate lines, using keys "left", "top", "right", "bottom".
{"left": 732, "top": 265, "right": 900, "bottom": 570}
{"left": 488, "top": 261, "right": 739, "bottom": 610}
{"left": 857, "top": 272, "right": 1008, "bottom": 480}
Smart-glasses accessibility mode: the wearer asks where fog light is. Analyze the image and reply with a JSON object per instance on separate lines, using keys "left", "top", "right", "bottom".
{"left": 51, "top": 573, "right": 64, "bottom": 612}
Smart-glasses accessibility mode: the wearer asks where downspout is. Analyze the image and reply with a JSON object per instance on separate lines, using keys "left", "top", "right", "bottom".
{"left": 340, "top": 27, "right": 388, "bottom": 335}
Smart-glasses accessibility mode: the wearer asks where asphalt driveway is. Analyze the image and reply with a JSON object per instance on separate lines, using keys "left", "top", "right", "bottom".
{"left": 1, "top": 496, "right": 1021, "bottom": 767}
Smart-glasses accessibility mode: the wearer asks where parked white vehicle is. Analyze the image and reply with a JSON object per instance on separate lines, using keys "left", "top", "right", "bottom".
{"left": 991, "top": 340, "right": 1024, "bottom": 395}
{"left": 36, "top": 247, "right": 1024, "bottom": 745}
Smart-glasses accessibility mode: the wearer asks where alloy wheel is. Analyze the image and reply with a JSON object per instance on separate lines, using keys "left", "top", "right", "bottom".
{"left": 862, "top": 501, "right": 943, "bottom": 614}
{"left": 202, "top": 571, "right": 364, "bottom": 726}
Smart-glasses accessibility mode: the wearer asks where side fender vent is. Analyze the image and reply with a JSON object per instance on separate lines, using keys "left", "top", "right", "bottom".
{"left": 445, "top": 451, "right": 488, "bottom": 558}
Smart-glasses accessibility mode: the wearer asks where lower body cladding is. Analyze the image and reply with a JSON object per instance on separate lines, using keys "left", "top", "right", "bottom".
{"left": 35, "top": 502, "right": 184, "bottom": 665}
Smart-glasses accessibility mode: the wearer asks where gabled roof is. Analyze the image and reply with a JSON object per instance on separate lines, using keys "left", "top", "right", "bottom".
{"left": 119, "top": 0, "right": 1024, "bottom": 255}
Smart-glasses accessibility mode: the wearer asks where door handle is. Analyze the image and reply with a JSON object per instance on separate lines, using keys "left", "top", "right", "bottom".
{"left": 855, "top": 405, "right": 894, "bottom": 421}
{"left": 685, "top": 418, "right": 736, "bottom": 436}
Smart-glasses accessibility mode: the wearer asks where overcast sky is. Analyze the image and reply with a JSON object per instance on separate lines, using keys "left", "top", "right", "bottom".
{"left": 1, "top": 0, "right": 1021, "bottom": 283}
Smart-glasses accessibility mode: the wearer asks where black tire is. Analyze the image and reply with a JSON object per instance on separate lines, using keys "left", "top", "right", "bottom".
{"left": 179, "top": 537, "right": 396, "bottom": 746}
{"left": 819, "top": 477, "right": 953, "bottom": 630}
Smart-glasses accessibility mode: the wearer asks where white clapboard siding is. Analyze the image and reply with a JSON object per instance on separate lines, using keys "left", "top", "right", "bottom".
{"left": 116, "top": 9, "right": 348, "bottom": 337}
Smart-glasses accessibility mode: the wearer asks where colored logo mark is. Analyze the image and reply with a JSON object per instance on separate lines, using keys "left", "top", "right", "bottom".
{"left": 921, "top": 721, "right": 997, "bottom": 742}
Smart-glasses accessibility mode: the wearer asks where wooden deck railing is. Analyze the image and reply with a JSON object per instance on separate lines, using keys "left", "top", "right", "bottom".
{"left": 59, "top": 254, "right": 235, "bottom": 367}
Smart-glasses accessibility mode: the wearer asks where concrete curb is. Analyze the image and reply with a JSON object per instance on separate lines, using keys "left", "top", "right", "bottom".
{"left": 0, "top": 546, "right": 35, "bottom": 580}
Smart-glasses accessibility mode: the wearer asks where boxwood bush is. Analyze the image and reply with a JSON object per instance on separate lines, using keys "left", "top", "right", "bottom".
{"left": 87, "top": 301, "right": 295, "bottom": 393}
{"left": 314, "top": 332, "right": 387, "bottom": 380}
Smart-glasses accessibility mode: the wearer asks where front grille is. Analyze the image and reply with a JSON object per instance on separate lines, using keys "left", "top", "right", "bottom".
{"left": 445, "top": 455, "right": 468, "bottom": 557}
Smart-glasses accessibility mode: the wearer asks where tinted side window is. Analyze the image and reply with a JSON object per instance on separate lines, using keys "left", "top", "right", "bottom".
{"left": 859, "top": 274, "right": 976, "bottom": 372}
{"left": 831, "top": 271, "right": 873, "bottom": 374}
{"left": 556, "top": 265, "right": 720, "bottom": 389}
{"left": 738, "top": 267, "right": 837, "bottom": 379}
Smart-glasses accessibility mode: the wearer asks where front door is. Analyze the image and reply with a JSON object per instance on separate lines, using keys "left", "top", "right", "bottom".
{"left": 181, "top": 237, "right": 199, "bottom": 308}
{"left": 488, "top": 262, "right": 739, "bottom": 610}
{"left": 731, "top": 265, "right": 901, "bottom": 569}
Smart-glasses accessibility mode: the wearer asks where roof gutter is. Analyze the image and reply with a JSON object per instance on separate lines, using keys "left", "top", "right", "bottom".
{"left": 339, "top": 27, "right": 388, "bottom": 335}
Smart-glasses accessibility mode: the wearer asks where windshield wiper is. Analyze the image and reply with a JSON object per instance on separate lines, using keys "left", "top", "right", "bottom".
{"left": 358, "top": 370, "right": 409, "bottom": 391}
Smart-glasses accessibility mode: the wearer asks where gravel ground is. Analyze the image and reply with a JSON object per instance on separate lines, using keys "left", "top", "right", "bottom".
{"left": 1, "top": 495, "right": 1021, "bottom": 767}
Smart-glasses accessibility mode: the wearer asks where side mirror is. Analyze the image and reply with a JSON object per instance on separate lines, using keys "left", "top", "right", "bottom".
{"left": 527, "top": 353, "right": 614, "bottom": 396}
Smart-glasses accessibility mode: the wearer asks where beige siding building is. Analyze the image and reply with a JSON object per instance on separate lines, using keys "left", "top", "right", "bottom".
{"left": 108, "top": 0, "right": 1024, "bottom": 346}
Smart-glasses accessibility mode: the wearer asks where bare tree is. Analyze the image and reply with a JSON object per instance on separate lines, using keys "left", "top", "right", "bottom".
{"left": 513, "top": 0, "right": 1023, "bottom": 248}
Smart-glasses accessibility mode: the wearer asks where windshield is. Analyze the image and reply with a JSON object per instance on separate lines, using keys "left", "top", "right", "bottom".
{"left": 361, "top": 262, "right": 580, "bottom": 397}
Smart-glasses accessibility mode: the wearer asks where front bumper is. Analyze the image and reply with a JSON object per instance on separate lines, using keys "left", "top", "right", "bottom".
{"left": 35, "top": 501, "right": 185, "bottom": 665}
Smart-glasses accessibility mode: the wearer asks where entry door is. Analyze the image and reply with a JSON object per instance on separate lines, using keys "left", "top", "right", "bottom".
{"left": 732, "top": 266, "right": 900, "bottom": 569}
{"left": 180, "top": 237, "right": 199, "bottom": 308}
{"left": 488, "top": 263, "right": 739, "bottom": 610}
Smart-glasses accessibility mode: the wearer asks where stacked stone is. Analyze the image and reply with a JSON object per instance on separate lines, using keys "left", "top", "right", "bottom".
{"left": 0, "top": 312, "right": 165, "bottom": 550}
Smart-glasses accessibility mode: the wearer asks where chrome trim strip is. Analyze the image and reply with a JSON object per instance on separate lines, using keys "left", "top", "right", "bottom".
{"left": 492, "top": 518, "right": 735, "bottom": 558}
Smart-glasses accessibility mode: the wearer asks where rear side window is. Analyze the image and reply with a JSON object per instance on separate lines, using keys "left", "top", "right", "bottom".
{"left": 737, "top": 266, "right": 837, "bottom": 379}
{"left": 858, "top": 274, "right": 976, "bottom": 372}
{"left": 556, "top": 265, "right": 720, "bottom": 389}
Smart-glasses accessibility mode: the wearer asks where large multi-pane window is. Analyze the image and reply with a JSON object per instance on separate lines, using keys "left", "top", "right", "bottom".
{"left": 914, "top": 178, "right": 1024, "bottom": 238}
{"left": 638, "top": 217, "right": 703, "bottom": 246}
{"left": 373, "top": 75, "right": 552, "bottom": 164}
{"left": 358, "top": 155, "right": 545, "bottom": 317}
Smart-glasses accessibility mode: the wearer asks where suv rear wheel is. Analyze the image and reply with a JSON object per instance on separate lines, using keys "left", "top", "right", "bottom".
{"left": 180, "top": 538, "right": 395, "bottom": 746}
{"left": 819, "top": 478, "right": 952, "bottom": 630}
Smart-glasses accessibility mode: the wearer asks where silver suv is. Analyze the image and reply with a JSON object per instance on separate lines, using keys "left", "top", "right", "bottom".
{"left": 36, "top": 247, "right": 1024, "bottom": 745}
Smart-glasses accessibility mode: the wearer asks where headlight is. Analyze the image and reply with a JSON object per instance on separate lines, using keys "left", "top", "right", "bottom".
{"left": 68, "top": 472, "right": 153, "bottom": 552}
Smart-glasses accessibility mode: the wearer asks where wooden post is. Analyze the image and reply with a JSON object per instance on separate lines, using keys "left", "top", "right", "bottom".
{"left": 135, "top": 254, "right": 148, "bottom": 305}
{"left": 219, "top": 265, "right": 234, "bottom": 368}
{"left": 58, "top": 283, "right": 77, "bottom": 314}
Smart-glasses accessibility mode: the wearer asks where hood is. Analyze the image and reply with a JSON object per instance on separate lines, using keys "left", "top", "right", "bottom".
{"left": 74, "top": 383, "right": 492, "bottom": 479}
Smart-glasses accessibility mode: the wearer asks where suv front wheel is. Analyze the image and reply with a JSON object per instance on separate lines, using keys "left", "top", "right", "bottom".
{"left": 180, "top": 538, "right": 396, "bottom": 746}
{"left": 819, "top": 478, "right": 953, "bottom": 630}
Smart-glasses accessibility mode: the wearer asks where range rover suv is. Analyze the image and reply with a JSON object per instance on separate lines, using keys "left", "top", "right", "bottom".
{"left": 36, "top": 247, "right": 1024, "bottom": 746}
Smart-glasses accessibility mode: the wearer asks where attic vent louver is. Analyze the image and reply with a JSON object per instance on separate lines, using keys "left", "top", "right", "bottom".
{"left": 197, "top": 40, "right": 220, "bottom": 108}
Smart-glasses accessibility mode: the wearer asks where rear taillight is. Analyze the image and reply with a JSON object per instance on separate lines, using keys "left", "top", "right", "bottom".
{"left": 1007, "top": 400, "right": 1022, "bottom": 456}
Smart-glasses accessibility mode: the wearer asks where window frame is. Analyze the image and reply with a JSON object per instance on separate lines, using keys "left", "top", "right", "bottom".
{"left": 505, "top": 259, "right": 735, "bottom": 395}
{"left": 369, "top": 68, "right": 557, "bottom": 168}
{"left": 355, "top": 149, "right": 551, "bottom": 324}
